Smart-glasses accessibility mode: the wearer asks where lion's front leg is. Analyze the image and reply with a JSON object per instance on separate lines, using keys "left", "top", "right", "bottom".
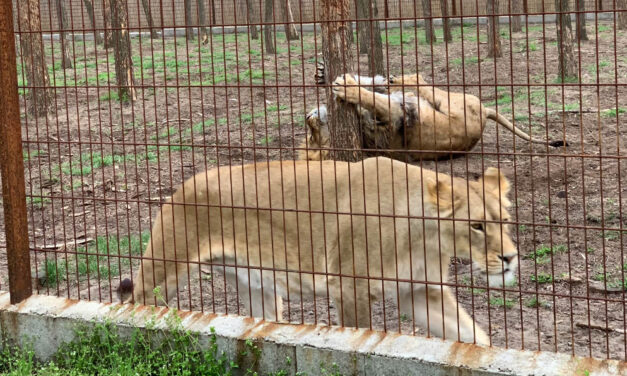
{"left": 402, "top": 285, "right": 490, "bottom": 345}
{"left": 332, "top": 74, "right": 401, "bottom": 124}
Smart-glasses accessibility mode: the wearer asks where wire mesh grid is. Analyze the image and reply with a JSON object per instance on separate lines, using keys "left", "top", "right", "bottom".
{"left": 1, "top": 0, "right": 626, "bottom": 362}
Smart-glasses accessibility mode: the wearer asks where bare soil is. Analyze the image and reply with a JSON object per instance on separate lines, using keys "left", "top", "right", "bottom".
{"left": 1, "top": 21, "right": 626, "bottom": 360}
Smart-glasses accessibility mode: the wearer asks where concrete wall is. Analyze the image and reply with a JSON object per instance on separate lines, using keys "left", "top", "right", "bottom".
{"left": 0, "top": 292, "right": 624, "bottom": 375}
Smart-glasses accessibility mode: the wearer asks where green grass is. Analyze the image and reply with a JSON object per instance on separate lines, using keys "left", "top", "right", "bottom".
{"left": 23, "top": 149, "right": 43, "bottom": 161}
{"left": 525, "top": 244, "right": 568, "bottom": 262}
{"left": 489, "top": 297, "right": 516, "bottom": 309}
{"left": 602, "top": 230, "right": 621, "bottom": 241}
{"left": 61, "top": 151, "right": 158, "bottom": 176}
{"left": 601, "top": 108, "right": 627, "bottom": 118}
{"left": 517, "top": 41, "right": 538, "bottom": 53}
{"left": 525, "top": 296, "right": 550, "bottom": 308}
{"left": 530, "top": 272, "right": 553, "bottom": 284}
{"left": 41, "top": 232, "right": 150, "bottom": 287}
{"left": 450, "top": 56, "right": 479, "bottom": 66}
{"left": 26, "top": 196, "right": 51, "bottom": 208}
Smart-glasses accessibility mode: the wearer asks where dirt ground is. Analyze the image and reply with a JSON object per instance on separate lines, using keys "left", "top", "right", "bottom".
{"left": 1, "top": 20, "right": 626, "bottom": 361}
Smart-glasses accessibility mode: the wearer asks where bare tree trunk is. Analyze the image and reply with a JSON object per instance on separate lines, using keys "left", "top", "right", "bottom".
{"left": 184, "top": 0, "right": 194, "bottom": 40}
{"left": 197, "top": 0, "right": 209, "bottom": 44}
{"left": 18, "top": 0, "right": 52, "bottom": 116}
{"left": 83, "top": 0, "right": 103, "bottom": 44}
{"left": 486, "top": 0, "right": 502, "bottom": 58}
{"left": 280, "top": 0, "right": 299, "bottom": 40}
{"left": 264, "top": 0, "right": 276, "bottom": 53}
{"left": 111, "top": 0, "right": 136, "bottom": 101}
{"left": 102, "top": 0, "right": 114, "bottom": 49}
{"left": 440, "top": 0, "right": 452, "bottom": 42}
{"left": 141, "top": 0, "right": 159, "bottom": 38}
{"left": 356, "top": 0, "right": 384, "bottom": 76}
{"left": 321, "top": 0, "right": 361, "bottom": 162}
{"left": 618, "top": 0, "right": 627, "bottom": 29}
{"left": 511, "top": 0, "right": 522, "bottom": 32}
{"left": 575, "top": 0, "right": 588, "bottom": 40}
{"left": 421, "top": 0, "right": 437, "bottom": 43}
{"left": 55, "top": 0, "right": 73, "bottom": 68}
{"left": 244, "top": 0, "right": 259, "bottom": 39}
{"left": 555, "top": 0, "right": 577, "bottom": 80}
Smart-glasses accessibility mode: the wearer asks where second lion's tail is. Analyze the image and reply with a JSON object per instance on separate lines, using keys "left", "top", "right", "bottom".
{"left": 486, "top": 109, "right": 567, "bottom": 147}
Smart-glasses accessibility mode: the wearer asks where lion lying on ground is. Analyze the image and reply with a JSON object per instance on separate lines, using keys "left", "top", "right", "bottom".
{"left": 299, "top": 70, "right": 565, "bottom": 161}
{"left": 119, "top": 157, "right": 517, "bottom": 345}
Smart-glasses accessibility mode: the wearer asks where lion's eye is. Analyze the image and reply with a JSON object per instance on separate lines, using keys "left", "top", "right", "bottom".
{"left": 471, "top": 223, "right": 485, "bottom": 232}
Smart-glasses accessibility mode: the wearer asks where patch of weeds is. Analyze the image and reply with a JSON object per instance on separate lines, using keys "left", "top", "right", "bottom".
{"left": 518, "top": 224, "right": 528, "bottom": 233}
{"left": 517, "top": 41, "right": 538, "bottom": 53}
{"left": 61, "top": 151, "right": 158, "bottom": 176}
{"left": 450, "top": 56, "right": 479, "bottom": 66}
{"left": 586, "top": 247, "right": 595, "bottom": 254}
{"left": 472, "top": 288, "right": 486, "bottom": 295}
{"left": 489, "top": 296, "right": 516, "bottom": 309}
{"left": 592, "top": 269, "right": 607, "bottom": 281}
{"left": 42, "top": 258, "right": 67, "bottom": 287}
{"left": 266, "top": 104, "right": 288, "bottom": 112}
{"left": 562, "top": 102, "right": 580, "bottom": 111}
{"left": 99, "top": 91, "right": 120, "bottom": 102}
{"left": 554, "top": 75, "right": 580, "bottom": 84}
{"left": 530, "top": 272, "right": 553, "bottom": 284}
{"left": 26, "top": 195, "right": 51, "bottom": 208}
{"left": 525, "top": 296, "right": 550, "bottom": 308}
{"left": 598, "top": 25, "right": 610, "bottom": 33}
{"left": 258, "top": 136, "right": 273, "bottom": 146}
{"left": 525, "top": 244, "right": 568, "bottom": 261}
{"left": 601, "top": 108, "right": 626, "bottom": 118}
{"left": 602, "top": 230, "right": 621, "bottom": 241}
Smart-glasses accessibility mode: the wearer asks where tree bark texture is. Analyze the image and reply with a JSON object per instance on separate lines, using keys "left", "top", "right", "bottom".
{"left": 141, "top": 0, "right": 159, "bottom": 38}
{"left": 102, "top": 0, "right": 114, "bottom": 48}
{"left": 618, "top": 0, "right": 627, "bottom": 30}
{"left": 244, "top": 0, "right": 259, "bottom": 39}
{"left": 321, "top": 0, "right": 361, "bottom": 162}
{"left": 356, "top": 0, "right": 384, "bottom": 76}
{"left": 421, "top": 0, "right": 437, "bottom": 43}
{"left": 55, "top": 0, "right": 73, "bottom": 69}
{"left": 486, "top": 0, "right": 502, "bottom": 58}
{"left": 440, "top": 0, "right": 452, "bottom": 42}
{"left": 83, "top": 0, "right": 103, "bottom": 44}
{"left": 197, "top": 0, "right": 209, "bottom": 44}
{"left": 575, "top": 0, "right": 588, "bottom": 40}
{"left": 281, "top": 0, "right": 299, "bottom": 40}
{"left": 184, "top": 0, "right": 194, "bottom": 40}
{"left": 17, "top": 0, "right": 52, "bottom": 116}
{"left": 511, "top": 0, "right": 522, "bottom": 32}
{"left": 111, "top": 0, "right": 137, "bottom": 101}
{"left": 264, "top": 0, "right": 276, "bottom": 53}
{"left": 555, "top": 0, "right": 577, "bottom": 79}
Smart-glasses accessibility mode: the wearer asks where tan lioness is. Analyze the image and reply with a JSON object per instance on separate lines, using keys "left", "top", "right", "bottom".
{"left": 120, "top": 157, "right": 517, "bottom": 345}
{"left": 299, "top": 72, "right": 565, "bottom": 161}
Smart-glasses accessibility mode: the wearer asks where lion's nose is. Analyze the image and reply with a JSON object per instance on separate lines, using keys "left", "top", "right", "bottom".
{"left": 497, "top": 254, "right": 516, "bottom": 264}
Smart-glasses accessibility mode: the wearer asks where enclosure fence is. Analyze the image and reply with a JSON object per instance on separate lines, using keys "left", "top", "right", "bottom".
{"left": 1, "top": 0, "right": 626, "bottom": 363}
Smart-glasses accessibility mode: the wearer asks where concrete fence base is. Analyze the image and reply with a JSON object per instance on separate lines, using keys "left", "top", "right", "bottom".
{"left": 0, "top": 292, "right": 624, "bottom": 376}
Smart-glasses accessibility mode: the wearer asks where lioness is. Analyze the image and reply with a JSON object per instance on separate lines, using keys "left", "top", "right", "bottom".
{"left": 120, "top": 157, "right": 517, "bottom": 344}
{"left": 299, "top": 71, "right": 565, "bottom": 161}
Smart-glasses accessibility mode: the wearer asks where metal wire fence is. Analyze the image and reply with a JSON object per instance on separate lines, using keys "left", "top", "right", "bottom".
{"left": 1, "top": 0, "right": 626, "bottom": 363}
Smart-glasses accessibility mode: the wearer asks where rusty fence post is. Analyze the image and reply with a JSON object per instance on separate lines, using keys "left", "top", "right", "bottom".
{"left": 0, "top": 0, "right": 32, "bottom": 303}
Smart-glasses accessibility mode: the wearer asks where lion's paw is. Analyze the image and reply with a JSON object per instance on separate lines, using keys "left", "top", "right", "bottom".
{"left": 332, "top": 74, "right": 358, "bottom": 102}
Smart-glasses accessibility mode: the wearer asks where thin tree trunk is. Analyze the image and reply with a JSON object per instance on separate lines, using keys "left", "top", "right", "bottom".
{"left": 440, "top": 0, "right": 452, "bottom": 42}
{"left": 141, "top": 0, "right": 159, "bottom": 38}
{"left": 575, "top": 0, "right": 588, "bottom": 40}
{"left": 55, "top": 0, "right": 73, "bottom": 69}
{"left": 111, "top": 0, "right": 136, "bottom": 101}
{"left": 184, "top": 0, "right": 194, "bottom": 40}
{"left": 18, "top": 0, "right": 52, "bottom": 116}
{"left": 618, "top": 0, "right": 627, "bottom": 29}
{"left": 83, "top": 0, "right": 103, "bottom": 44}
{"left": 421, "top": 0, "right": 437, "bottom": 43}
{"left": 264, "top": 0, "right": 276, "bottom": 53}
{"left": 245, "top": 0, "right": 259, "bottom": 39}
{"left": 102, "top": 0, "right": 114, "bottom": 49}
{"left": 511, "top": 0, "right": 522, "bottom": 32}
{"left": 555, "top": 0, "right": 577, "bottom": 80}
{"left": 486, "top": 0, "right": 502, "bottom": 58}
{"left": 356, "top": 0, "right": 384, "bottom": 76}
{"left": 281, "top": 0, "right": 299, "bottom": 40}
{"left": 197, "top": 0, "right": 209, "bottom": 44}
{"left": 321, "top": 0, "right": 361, "bottom": 162}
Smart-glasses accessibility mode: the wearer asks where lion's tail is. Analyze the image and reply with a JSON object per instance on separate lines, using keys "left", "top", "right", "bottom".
{"left": 486, "top": 109, "right": 567, "bottom": 147}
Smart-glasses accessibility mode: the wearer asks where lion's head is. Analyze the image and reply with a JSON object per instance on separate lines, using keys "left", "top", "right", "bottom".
{"left": 298, "top": 106, "right": 330, "bottom": 161}
{"left": 425, "top": 168, "right": 518, "bottom": 287}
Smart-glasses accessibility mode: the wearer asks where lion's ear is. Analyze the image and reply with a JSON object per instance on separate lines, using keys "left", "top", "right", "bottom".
{"left": 425, "top": 178, "right": 461, "bottom": 217}
{"left": 481, "top": 168, "right": 511, "bottom": 207}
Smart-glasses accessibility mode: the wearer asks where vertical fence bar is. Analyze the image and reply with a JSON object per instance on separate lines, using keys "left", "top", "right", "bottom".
{"left": 0, "top": 0, "right": 32, "bottom": 304}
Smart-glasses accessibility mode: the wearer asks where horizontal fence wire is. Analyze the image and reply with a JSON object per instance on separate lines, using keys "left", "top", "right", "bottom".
{"left": 1, "top": 0, "right": 626, "bottom": 362}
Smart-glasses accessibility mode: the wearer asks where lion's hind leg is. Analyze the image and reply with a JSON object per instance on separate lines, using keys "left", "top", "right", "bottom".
{"left": 227, "top": 266, "right": 285, "bottom": 322}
